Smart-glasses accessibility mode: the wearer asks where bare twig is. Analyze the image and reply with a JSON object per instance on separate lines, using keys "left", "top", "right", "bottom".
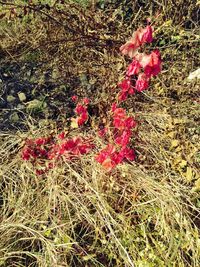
{"left": 0, "top": 1, "right": 76, "bottom": 33}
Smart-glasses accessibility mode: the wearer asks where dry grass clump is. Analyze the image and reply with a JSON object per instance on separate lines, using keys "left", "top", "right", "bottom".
{"left": 0, "top": 1, "right": 200, "bottom": 266}
{"left": 0, "top": 125, "right": 199, "bottom": 266}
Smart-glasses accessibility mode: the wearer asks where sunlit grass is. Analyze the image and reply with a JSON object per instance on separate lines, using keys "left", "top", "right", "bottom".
{"left": 0, "top": 1, "right": 199, "bottom": 266}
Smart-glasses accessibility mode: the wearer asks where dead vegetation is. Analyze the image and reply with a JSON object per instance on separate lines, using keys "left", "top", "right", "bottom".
{"left": 0, "top": 1, "right": 200, "bottom": 266}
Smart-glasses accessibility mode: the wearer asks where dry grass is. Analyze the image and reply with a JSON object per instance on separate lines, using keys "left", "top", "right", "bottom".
{"left": 0, "top": 1, "right": 200, "bottom": 266}
{"left": 0, "top": 128, "right": 199, "bottom": 266}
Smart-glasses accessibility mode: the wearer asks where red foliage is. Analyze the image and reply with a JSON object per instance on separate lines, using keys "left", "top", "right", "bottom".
{"left": 22, "top": 134, "right": 94, "bottom": 174}
{"left": 136, "top": 50, "right": 161, "bottom": 77}
{"left": 120, "top": 25, "right": 153, "bottom": 58}
{"left": 126, "top": 60, "right": 141, "bottom": 76}
{"left": 135, "top": 73, "right": 149, "bottom": 92}
{"left": 21, "top": 21, "right": 161, "bottom": 174}
{"left": 74, "top": 98, "right": 89, "bottom": 126}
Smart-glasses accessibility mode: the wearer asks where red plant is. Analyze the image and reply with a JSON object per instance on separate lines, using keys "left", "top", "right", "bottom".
{"left": 120, "top": 25, "right": 153, "bottom": 58}
{"left": 73, "top": 98, "right": 89, "bottom": 126}
{"left": 117, "top": 24, "right": 161, "bottom": 101}
{"left": 95, "top": 105, "right": 137, "bottom": 171}
{"left": 136, "top": 50, "right": 161, "bottom": 77}
{"left": 71, "top": 95, "right": 78, "bottom": 102}
{"left": 135, "top": 73, "right": 149, "bottom": 92}
{"left": 21, "top": 21, "right": 161, "bottom": 174}
{"left": 126, "top": 59, "right": 141, "bottom": 76}
{"left": 95, "top": 22, "right": 161, "bottom": 171}
{"left": 22, "top": 134, "right": 94, "bottom": 174}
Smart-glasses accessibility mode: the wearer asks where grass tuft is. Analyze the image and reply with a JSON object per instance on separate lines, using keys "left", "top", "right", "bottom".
{"left": 0, "top": 1, "right": 199, "bottom": 266}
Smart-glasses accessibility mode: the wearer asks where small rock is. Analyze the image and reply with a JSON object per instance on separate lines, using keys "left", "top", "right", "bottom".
{"left": 17, "top": 104, "right": 25, "bottom": 109}
{"left": 7, "top": 95, "right": 16, "bottom": 102}
{"left": 188, "top": 68, "right": 200, "bottom": 80}
{"left": 26, "top": 99, "right": 46, "bottom": 112}
{"left": 52, "top": 68, "right": 59, "bottom": 80}
{"left": 18, "top": 92, "right": 26, "bottom": 102}
{"left": 10, "top": 112, "right": 19, "bottom": 122}
{"left": 27, "top": 99, "right": 42, "bottom": 110}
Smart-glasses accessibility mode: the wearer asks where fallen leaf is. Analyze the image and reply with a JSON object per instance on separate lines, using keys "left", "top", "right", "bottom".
{"left": 185, "top": 167, "right": 193, "bottom": 182}
{"left": 171, "top": 139, "right": 179, "bottom": 149}
{"left": 71, "top": 119, "right": 79, "bottom": 129}
{"left": 179, "top": 160, "right": 187, "bottom": 168}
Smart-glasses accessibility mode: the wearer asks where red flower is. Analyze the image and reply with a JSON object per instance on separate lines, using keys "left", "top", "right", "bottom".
{"left": 126, "top": 60, "right": 141, "bottom": 76}
{"left": 77, "top": 112, "right": 88, "bottom": 126}
{"left": 138, "top": 25, "right": 153, "bottom": 44}
{"left": 74, "top": 99, "right": 89, "bottom": 126}
{"left": 111, "top": 152, "right": 124, "bottom": 164}
{"left": 75, "top": 104, "right": 87, "bottom": 115}
{"left": 62, "top": 139, "right": 76, "bottom": 151}
{"left": 98, "top": 127, "right": 107, "bottom": 138}
{"left": 115, "top": 130, "right": 131, "bottom": 147}
{"left": 118, "top": 91, "right": 128, "bottom": 101}
{"left": 48, "top": 137, "right": 94, "bottom": 160}
{"left": 95, "top": 144, "right": 115, "bottom": 163}
{"left": 58, "top": 132, "right": 66, "bottom": 139}
{"left": 47, "top": 144, "right": 60, "bottom": 160}
{"left": 34, "top": 138, "right": 47, "bottom": 146}
{"left": 78, "top": 142, "right": 94, "bottom": 154}
{"left": 95, "top": 143, "right": 135, "bottom": 171}
{"left": 135, "top": 73, "right": 149, "bottom": 92}
{"left": 95, "top": 151, "right": 107, "bottom": 164}
{"left": 113, "top": 108, "right": 136, "bottom": 131}
{"left": 119, "top": 147, "right": 135, "bottom": 161}
{"left": 36, "top": 148, "right": 47, "bottom": 157}
{"left": 118, "top": 79, "right": 131, "bottom": 92}
{"left": 83, "top": 98, "right": 90, "bottom": 105}
{"left": 120, "top": 31, "right": 141, "bottom": 58}
{"left": 144, "top": 50, "right": 161, "bottom": 77}
{"left": 111, "top": 103, "right": 118, "bottom": 112}
{"left": 71, "top": 95, "right": 78, "bottom": 102}
{"left": 125, "top": 117, "right": 137, "bottom": 129}
{"left": 22, "top": 147, "right": 32, "bottom": 160}
{"left": 128, "top": 87, "right": 135, "bottom": 95}
{"left": 95, "top": 144, "right": 118, "bottom": 171}
{"left": 120, "top": 26, "right": 153, "bottom": 58}
{"left": 102, "top": 158, "right": 116, "bottom": 171}
{"left": 113, "top": 107, "right": 126, "bottom": 118}
{"left": 136, "top": 50, "right": 161, "bottom": 77}
{"left": 118, "top": 78, "right": 134, "bottom": 101}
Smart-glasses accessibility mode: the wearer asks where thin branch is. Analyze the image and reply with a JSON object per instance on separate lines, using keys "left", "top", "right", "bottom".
{"left": 0, "top": 1, "right": 76, "bottom": 33}
{"left": 0, "top": 1, "right": 122, "bottom": 44}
